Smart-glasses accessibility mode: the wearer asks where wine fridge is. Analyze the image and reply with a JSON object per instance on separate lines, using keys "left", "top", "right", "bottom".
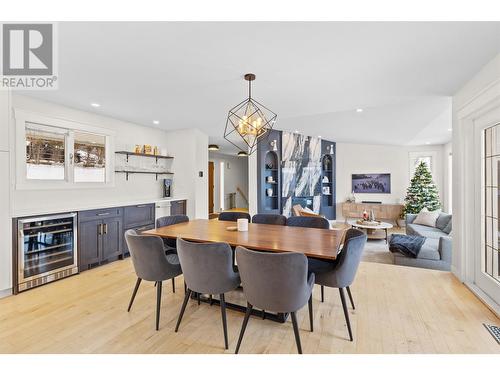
{"left": 16, "top": 213, "right": 78, "bottom": 292}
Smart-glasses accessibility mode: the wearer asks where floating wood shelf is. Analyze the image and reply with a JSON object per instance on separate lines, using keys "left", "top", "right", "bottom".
{"left": 115, "top": 170, "right": 174, "bottom": 181}
{"left": 115, "top": 151, "right": 174, "bottom": 163}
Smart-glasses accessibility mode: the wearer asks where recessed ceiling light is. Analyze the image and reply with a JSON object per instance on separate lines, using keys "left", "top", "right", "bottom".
{"left": 447, "top": 128, "right": 452, "bottom": 131}
{"left": 208, "top": 144, "right": 220, "bottom": 151}
{"left": 153, "top": 120, "right": 160, "bottom": 125}
{"left": 425, "top": 142, "right": 430, "bottom": 145}
{"left": 294, "top": 130, "right": 299, "bottom": 133}
{"left": 90, "top": 103, "right": 101, "bottom": 108}
{"left": 356, "top": 108, "right": 363, "bottom": 113}
{"left": 318, "top": 135, "right": 322, "bottom": 138}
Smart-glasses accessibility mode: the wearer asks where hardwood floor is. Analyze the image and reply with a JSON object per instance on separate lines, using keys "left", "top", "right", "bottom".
{"left": 0, "top": 259, "right": 499, "bottom": 354}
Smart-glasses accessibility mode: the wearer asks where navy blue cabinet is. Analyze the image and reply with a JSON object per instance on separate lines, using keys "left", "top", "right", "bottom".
{"left": 78, "top": 207, "right": 123, "bottom": 271}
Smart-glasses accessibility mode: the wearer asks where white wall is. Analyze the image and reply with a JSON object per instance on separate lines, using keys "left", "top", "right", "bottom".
{"left": 209, "top": 153, "right": 249, "bottom": 211}
{"left": 335, "top": 142, "right": 446, "bottom": 219}
{"left": 0, "top": 90, "right": 11, "bottom": 296}
{"left": 442, "top": 141, "right": 453, "bottom": 213}
{"left": 452, "top": 53, "right": 500, "bottom": 286}
{"left": 0, "top": 94, "right": 208, "bottom": 295}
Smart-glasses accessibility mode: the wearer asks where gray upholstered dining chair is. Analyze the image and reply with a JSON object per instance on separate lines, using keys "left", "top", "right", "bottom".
{"left": 287, "top": 216, "right": 330, "bottom": 229}
{"left": 124, "top": 229, "right": 183, "bottom": 331}
{"left": 308, "top": 228, "right": 367, "bottom": 341}
{"left": 218, "top": 211, "right": 251, "bottom": 222}
{"left": 175, "top": 238, "right": 241, "bottom": 350}
{"left": 156, "top": 214, "right": 189, "bottom": 251}
{"left": 155, "top": 215, "right": 189, "bottom": 293}
{"left": 234, "top": 246, "right": 314, "bottom": 354}
{"left": 252, "top": 213, "right": 287, "bottom": 225}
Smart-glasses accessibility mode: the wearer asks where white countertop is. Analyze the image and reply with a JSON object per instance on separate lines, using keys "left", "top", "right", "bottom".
{"left": 13, "top": 197, "right": 187, "bottom": 218}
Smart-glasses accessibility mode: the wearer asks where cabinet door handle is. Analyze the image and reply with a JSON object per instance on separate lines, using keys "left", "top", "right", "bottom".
{"left": 98, "top": 223, "right": 103, "bottom": 235}
{"left": 136, "top": 204, "right": 147, "bottom": 208}
{"left": 97, "top": 212, "right": 110, "bottom": 216}
{"left": 103, "top": 223, "right": 108, "bottom": 234}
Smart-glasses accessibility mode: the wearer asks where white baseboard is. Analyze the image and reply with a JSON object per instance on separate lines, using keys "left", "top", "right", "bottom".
{"left": 0, "top": 288, "right": 12, "bottom": 299}
{"left": 464, "top": 282, "right": 500, "bottom": 319}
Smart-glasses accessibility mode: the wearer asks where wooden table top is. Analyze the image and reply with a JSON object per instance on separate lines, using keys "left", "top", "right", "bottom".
{"left": 143, "top": 219, "right": 343, "bottom": 260}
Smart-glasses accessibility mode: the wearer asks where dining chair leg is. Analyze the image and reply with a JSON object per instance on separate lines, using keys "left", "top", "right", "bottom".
{"left": 154, "top": 281, "right": 157, "bottom": 287}
{"left": 172, "top": 277, "right": 175, "bottom": 293}
{"left": 346, "top": 286, "right": 355, "bottom": 309}
{"left": 175, "top": 289, "right": 192, "bottom": 332}
{"left": 290, "top": 311, "right": 303, "bottom": 354}
{"left": 308, "top": 295, "right": 314, "bottom": 332}
{"left": 321, "top": 285, "right": 324, "bottom": 302}
{"left": 339, "top": 288, "right": 353, "bottom": 341}
{"left": 197, "top": 292, "right": 201, "bottom": 305}
{"left": 127, "top": 277, "right": 142, "bottom": 312}
{"left": 155, "top": 281, "right": 162, "bottom": 331}
{"left": 220, "top": 294, "right": 229, "bottom": 350}
{"left": 235, "top": 302, "right": 253, "bottom": 354}
{"left": 184, "top": 281, "right": 187, "bottom": 294}
{"left": 261, "top": 309, "right": 265, "bottom": 319}
{"left": 209, "top": 294, "right": 213, "bottom": 305}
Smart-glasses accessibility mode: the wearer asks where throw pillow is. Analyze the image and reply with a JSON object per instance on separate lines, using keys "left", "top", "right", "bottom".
{"left": 443, "top": 220, "right": 452, "bottom": 234}
{"left": 413, "top": 208, "right": 440, "bottom": 228}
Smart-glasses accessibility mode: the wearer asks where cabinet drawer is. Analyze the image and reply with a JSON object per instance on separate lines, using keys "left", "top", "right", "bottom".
{"left": 79, "top": 207, "right": 122, "bottom": 221}
{"left": 123, "top": 204, "right": 155, "bottom": 229}
{"left": 123, "top": 223, "right": 155, "bottom": 255}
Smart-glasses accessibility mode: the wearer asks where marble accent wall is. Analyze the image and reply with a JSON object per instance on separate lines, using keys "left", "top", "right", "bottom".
{"left": 281, "top": 132, "right": 322, "bottom": 217}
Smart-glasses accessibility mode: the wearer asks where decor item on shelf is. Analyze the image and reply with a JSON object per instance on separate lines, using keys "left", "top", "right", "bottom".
{"left": 322, "top": 186, "right": 330, "bottom": 195}
{"left": 270, "top": 139, "right": 278, "bottom": 152}
{"left": 143, "top": 144, "right": 153, "bottom": 155}
{"left": 153, "top": 146, "right": 159, "bottom": 156}
{"left": 266, "top": 176, "right": 274, "bottom": 183}
{"left": 237, "top": 218, "right": 249, "bottom": 232}
{"left": 134, "top": 145, "right": 142, "bottom": 154}
{"left": 224, "top": 73, "right": 277, "bottom": 155}
{"left": 352, "top": 173, "right": 391, "bottom": 193}
{"left": 346, "top": 190, "right": 356, "bottom": 203}
{"left": 237, "top": 151, "right": 248, "bottom": 157}
{"left": 402, "top": 161, "right": 441, "bottom": 216}
{"left": 208, "top": 144, "right": 220, "bottom": 151}
{"left": 265, "top": 161, "right": 275, "bottom": 170}
{"left": 322, "top": 176, "right": 329, "bottom": 183}
{"left": 322, "top": 157, "right": 332, "bottom": 170}
{"left": 266, "top": 188, "right": 273, "bottom": 197}
{"left": 327, "top": 144, "right": 334, "bottom": 155}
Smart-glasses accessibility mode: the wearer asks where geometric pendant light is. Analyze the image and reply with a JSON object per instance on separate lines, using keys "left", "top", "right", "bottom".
{"left": 224, "top": 73, "right": 277, "bottom": 155}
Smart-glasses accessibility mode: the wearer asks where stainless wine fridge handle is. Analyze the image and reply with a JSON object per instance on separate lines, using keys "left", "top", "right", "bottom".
{"left": 98, "top": 223, "right": 103, "bottom": 235}
{"left": 97, "top": 212, "right": 110, "bottom": 216}
{"left": 103, "top": 223, "right": 108, "bottom": 234}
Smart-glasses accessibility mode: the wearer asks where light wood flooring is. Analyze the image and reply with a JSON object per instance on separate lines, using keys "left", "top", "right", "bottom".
{"left": 0, "top": 259, "right": 499, "bottom": 354}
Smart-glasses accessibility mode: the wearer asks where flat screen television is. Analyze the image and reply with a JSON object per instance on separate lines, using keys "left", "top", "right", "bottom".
{"left": 351, "top": 173, "right": 391, "bottom": 194}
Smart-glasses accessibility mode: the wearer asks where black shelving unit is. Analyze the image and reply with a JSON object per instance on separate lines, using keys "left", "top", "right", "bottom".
{"left": 115, "top": 170, "right": 174, "bottom": 181}
{"left": 115, "top": 151, "right": 173, "bottom": 163}
{"left": 320, "top": 140, "right": 336, "bottom": 219}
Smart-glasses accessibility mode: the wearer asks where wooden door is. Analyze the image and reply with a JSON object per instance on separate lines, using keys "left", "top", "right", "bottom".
{"left": 208, "top": 161, "right": 214, "bottom": 214}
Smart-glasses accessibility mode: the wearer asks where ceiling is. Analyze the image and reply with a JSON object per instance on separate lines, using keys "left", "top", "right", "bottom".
{"left": 23, "top": 22, "right": 500, "bottom": 154}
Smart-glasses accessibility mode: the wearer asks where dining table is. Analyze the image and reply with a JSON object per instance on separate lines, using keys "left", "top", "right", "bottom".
{"left": 143, "top": 219, "right": 345, "bottom": 322}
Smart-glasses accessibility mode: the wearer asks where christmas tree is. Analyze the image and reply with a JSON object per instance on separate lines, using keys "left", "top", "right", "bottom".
{"left": 403, "top": 161, "right": 441, "bottom": 216}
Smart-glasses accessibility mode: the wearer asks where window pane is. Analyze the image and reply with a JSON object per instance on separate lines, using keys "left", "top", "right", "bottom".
{"left": 74, "top": 132, "right": 106, "bottom": 183}
{"left": 483, "top": 124, "right": 500, "bottom": 283}
{"left": 26, "top": 125, "right": 65, "bottom": 180}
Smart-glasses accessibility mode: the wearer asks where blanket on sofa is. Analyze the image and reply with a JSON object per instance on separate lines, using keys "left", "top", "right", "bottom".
{"left": 389, "top": 234, "right": 426, "bottom": 258}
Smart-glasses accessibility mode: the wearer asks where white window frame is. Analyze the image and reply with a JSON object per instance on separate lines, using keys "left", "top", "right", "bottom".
{"left": 14, "top": 109, "right": 115, "bottom": 190}
{"left": 408, "top": 151, "right": 438, "bottom": 181}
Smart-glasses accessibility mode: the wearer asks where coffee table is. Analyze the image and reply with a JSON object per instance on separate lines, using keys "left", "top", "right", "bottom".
{"left": 347, "top": 220, "right": 393, "bottom": 243}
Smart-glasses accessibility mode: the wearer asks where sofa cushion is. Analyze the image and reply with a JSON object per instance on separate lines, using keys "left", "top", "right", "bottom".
{"left": 413, "top": 208, "right": 440, "bottom": 227}
{"left": 436, "top": 213, "right": 452, "bottom": 231}
{"left": 407, "top": 223, "right": 446, "bottom": 239}
{"left": 443, "top": 220, "right": 452, "bottom": 234}
{"left": 417, "top": 238, "right": 441, "bottom": 260}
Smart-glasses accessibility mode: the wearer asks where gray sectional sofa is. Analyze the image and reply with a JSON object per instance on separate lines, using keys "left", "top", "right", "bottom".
{"left": 392, "top": 213, "right": 452, "bottom": 271}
